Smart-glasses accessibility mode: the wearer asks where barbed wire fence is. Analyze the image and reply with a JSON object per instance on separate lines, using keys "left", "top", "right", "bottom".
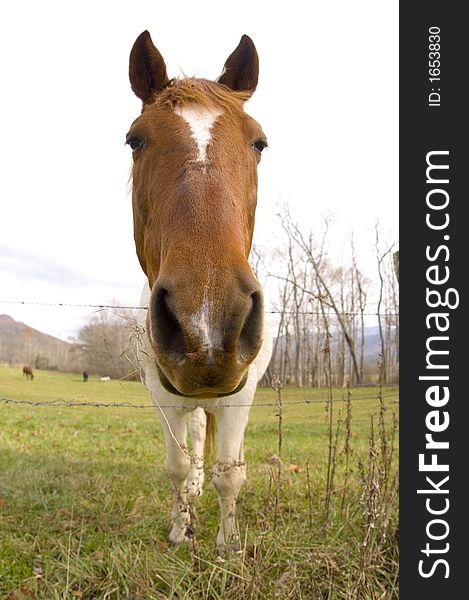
{"left": 0, "top": 297, "right": 399, "bottom": 405}
{"left": 0, "top": 298, "right": 399, "bottom": 317}
{"left": 0, "top": 390, "right": 398, "bottom": 411}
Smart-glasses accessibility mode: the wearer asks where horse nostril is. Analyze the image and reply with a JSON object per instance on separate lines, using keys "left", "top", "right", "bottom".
{"left": 151, "top": 284, "right": 185, "bottom": 359}
{"left": 238, "top": 290, "right": 263, "bottom": 360}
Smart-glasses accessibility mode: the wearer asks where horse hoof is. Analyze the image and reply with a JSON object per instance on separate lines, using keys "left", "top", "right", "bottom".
{"left": 185, "top": 525, "right": 195, "bottom": 539}
{"left": 169, "top": 524, "right": 196, "bottom": 546}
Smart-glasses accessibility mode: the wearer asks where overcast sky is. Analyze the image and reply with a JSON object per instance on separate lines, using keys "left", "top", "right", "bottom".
{"left": 0, "top": 1, "right": 398, "bottom": 340}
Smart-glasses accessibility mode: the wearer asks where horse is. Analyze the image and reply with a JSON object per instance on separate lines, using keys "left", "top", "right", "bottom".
{"left": 128, "top": 31, "right": 272, "bottom": 551}
{"left": 22, "top": 365, "right": 34, "bottom": 380}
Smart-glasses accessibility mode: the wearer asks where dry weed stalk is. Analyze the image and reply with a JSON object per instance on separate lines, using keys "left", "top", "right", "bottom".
{"left": 272, "top": 375, "right": 284, "bottom": 460}
{"left": 318, "top": 297, "right": 334, "bottom": 524}
{"left": 340, "top": 383, "right": 353, "bottom": 514}
{"left": 271, "top": 375, "right": 285, "bottom": 532}
{"left": 354, "top": 396, "right": 399, "bottom": 597}
{"left": 305, "top": 461, "right": 314, "bottom": 529}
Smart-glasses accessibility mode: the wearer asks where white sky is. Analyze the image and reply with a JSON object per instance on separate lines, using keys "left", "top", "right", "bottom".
{"left": 0, "top": 1, "right": 398, "bottom": 340}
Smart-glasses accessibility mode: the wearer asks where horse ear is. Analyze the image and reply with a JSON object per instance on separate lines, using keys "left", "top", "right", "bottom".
{"left": 217, "top": 35, "right": 259, "bottom": 96}
{"left": 129, "top": 31, "right": 170, "bottom": 104}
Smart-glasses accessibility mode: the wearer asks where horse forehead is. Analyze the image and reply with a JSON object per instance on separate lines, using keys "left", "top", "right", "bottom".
{"left": 173, "top": 103, "right": 223, "bottom": 162}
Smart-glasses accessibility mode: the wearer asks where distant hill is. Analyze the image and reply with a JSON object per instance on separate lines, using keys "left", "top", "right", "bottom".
{"left": 0, "top": 314, "right": 78, "bottom": 371}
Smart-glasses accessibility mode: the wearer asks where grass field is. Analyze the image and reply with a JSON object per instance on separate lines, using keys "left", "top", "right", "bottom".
{"left": 0, "top": 367, "right": 399, "bottom": 599}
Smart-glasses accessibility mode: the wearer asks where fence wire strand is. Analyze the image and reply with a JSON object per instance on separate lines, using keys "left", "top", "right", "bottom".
{"left": 0, "top": 299, "right": 399, "bottom": 317}
{"left": 0, "top": 391, "right": 398, "bottom": 410}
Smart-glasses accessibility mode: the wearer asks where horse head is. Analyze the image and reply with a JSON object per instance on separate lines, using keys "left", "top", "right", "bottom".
{"left": 128, "top": 32, "right": 267, "bottom": 397}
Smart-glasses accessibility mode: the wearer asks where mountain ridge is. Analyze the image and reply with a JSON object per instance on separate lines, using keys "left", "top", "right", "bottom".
{"left": 0, "top": 314, "right": 73, "bottom": 370}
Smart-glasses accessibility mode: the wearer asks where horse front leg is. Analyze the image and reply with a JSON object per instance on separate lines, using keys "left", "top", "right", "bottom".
{"left": 156, "top": 406, "right": 194, "bottom": 545}
{"left": 187, "top": 407, "right": 206, "bottom": 497}
{"left": 210, "top": 404, "right": 251, "bottom": 552}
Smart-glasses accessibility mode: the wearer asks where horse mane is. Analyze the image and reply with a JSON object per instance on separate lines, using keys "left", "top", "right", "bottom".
{"left": 151, "top": 78, "right": 251, "bottom": 113}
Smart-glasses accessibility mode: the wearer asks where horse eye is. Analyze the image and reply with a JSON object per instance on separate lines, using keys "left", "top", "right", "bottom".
{"left": 253, "top": 139, "right": 268, "bottom": 154}
{"left": 126, "top": 136, "right": 145, "bottom": 152}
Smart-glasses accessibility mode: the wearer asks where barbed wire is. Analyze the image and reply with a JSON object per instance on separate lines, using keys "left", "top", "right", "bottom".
{"left": 0, "top": 391, "right": 398, "bottom": 410}
{"left": 0, "top": 299, "right": 399, "bottom": 317}
{"left": 0, "top": 300, "right": 143, "bottom": 310}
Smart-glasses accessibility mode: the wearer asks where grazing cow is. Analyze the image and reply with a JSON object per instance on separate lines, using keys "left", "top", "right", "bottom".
{"left": 23, "top": 365, "right": 34, "bottom": 380}
{"left": 128, "top": 31, "right": 272, "bottom": 550}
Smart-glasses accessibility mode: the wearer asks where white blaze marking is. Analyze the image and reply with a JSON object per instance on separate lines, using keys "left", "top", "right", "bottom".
{"left": 190, "top": 301, "right": 222, "bottom": 355}
{"left": 174, "top": 104, "right": 222, "bottom": 162}
{"left": 191, "top": 303, "right": 212, "bottom": 346}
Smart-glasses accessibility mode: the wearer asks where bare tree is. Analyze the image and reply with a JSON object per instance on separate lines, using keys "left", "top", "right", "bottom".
{"left": 251, "top": 209, "right": 398, "bottom": 388}
{"left": 283, "top": 211, "right": 362, "bottom": 384}
{"left": 375, "top": 224, "right": 398, "bottom": 385}
{"left": 78, "top": 308, "right": 138, "bottom": 380}
{"left": 351, "top": 233, "right": 369, "bottom": 383}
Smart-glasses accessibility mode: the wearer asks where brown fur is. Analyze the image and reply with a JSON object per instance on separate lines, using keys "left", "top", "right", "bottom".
{"left": 152, "top": 78, "right": 252, "bottom": 112}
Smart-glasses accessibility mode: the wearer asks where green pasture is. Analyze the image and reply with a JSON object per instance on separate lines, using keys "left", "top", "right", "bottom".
{"left": 0, "top": 367, "right": 399, "bottom": 599}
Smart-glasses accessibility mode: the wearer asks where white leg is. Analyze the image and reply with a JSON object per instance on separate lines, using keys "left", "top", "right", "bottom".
{"left": 210, "top": 404, "right": 251, "bottom": 551}
{"left": 156, "top": 406, "right": 194, "bottom": 545}
{"left": 187, "top": 407, "right": 206, "bottom": 497}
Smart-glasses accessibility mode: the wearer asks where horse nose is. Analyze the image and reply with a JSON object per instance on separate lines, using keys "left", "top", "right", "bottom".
{"left": 150, "top": 280, "right": 264, "bottom": 359}
{"left": 149, "top": 277, "right": 264, "bottom": 392}
{"left": 149, "top": 282, "right": 186, "bottom": 359}
{"left": 237, "top": 289, "right": 264, "bottom": 360}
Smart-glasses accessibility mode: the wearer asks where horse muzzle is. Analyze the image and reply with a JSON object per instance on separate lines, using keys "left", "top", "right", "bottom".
{"left": 147, "top": 277, "right": 264, "bottom": 397}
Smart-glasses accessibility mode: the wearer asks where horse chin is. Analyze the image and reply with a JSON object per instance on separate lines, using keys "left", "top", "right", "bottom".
{"left": 155, "top": 363, "right": 248, "bottom": 398}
